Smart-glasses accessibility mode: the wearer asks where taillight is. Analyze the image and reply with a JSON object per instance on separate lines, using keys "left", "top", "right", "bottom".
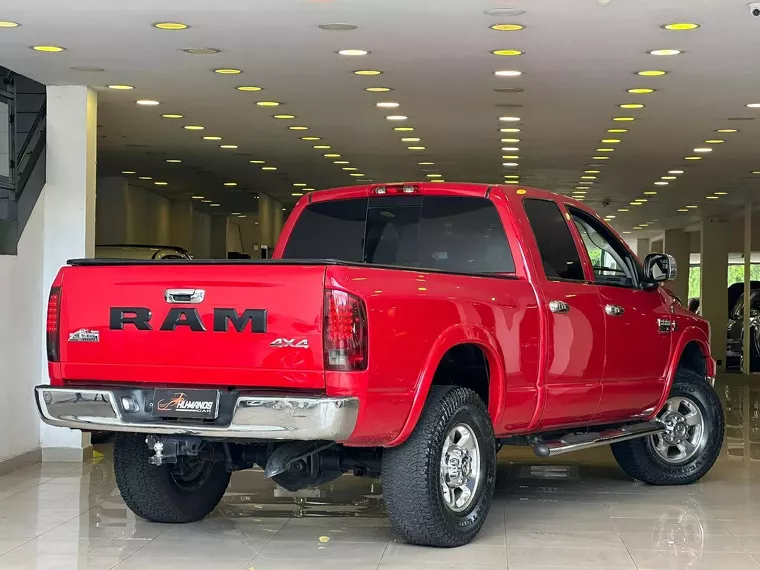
{"left": 324, "top": 289, "right": 368, "bottom": 371}
{"left": 46, "top": 287, "right": 61, "bottom": 362}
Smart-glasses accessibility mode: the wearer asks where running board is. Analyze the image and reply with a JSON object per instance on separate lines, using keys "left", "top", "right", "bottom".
{"left": 532, "top": 421, "right": 666, "bottom": 458}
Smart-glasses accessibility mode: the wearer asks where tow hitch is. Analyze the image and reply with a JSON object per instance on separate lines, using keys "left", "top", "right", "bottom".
{"left": 146, "top": 435, "right": 204, "bottom": 466}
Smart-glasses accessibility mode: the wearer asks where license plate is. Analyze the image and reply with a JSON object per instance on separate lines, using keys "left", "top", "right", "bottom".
{"left": 152, "top": 389, "right": 220, "bottom": 420}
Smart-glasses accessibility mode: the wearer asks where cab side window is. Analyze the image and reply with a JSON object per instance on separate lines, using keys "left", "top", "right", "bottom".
{"left": 523, "top": 199, "right": 584, "bottom": 281}
{"left": 569, "top": 207, "right": 638, "bottom": 288}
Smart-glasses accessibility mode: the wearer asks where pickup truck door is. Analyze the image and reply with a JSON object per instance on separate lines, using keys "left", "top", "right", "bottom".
{"left": 521, "top": 198, "right": 605, "bottom": 429}
{"left": 568, "top": 207, "right": 672, "bottom": 421}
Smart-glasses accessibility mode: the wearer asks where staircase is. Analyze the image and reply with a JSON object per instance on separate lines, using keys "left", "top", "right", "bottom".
{"left": 0, "top": 67, "right": 46, "bottom": 255}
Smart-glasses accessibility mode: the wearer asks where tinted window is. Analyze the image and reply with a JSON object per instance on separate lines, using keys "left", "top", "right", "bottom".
{"left": 283, "top": 196, "right": 514, "bottom": 273}
{"left": 523, "top": 199, "right": 584, "bottom": 281}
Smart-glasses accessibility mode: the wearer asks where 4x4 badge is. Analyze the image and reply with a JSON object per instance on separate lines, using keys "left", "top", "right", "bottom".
{"left": 270, "top": 338, "right": 309, "bottom": 348}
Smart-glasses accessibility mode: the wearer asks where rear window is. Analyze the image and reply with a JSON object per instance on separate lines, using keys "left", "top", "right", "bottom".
{"left": 283, "top": 196, "right": 514, "bottom": 274}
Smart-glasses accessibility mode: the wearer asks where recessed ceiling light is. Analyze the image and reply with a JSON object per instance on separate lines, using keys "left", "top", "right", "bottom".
{"left": 338, "top": 49, "right": 369, "bottom": 56}
{"left": 343, "top": 167, "right": 359, "bottom": 171}
{"left": 376, "top": 102, "right": 400, "bottom": 108}
{"left": 121, "top": 170, "right": 136, "bottom": 174}
{"left": 706, "top": 195, "right": 720, "bottom": 200}
{"left": 293, "top": 183, "right": 308, "bottom": 188}
{"left": 693, "top": 148, "right": 713, "bottom": 153}
{"left": 502, "top": 146, "right": 519, "bottom": 151}
{"left": 752, "top": 171, "right": 760, "bottom": 175}
{"left": 490, "top": 23, "right": 525, "bottom": 31}
{"left": 677, "top": 208, "right": 689, "bottom": 212}
{"left": 386, "top": 115, "right": 408, "bottom": 121}
{"left": 334, "top": 160, "right": 350, "bottom": 164}
{"left": 494, "top": 70, "right": 522, "bottom": 77}
{"left": 136, "top": 100, "right": 160, "bottom": 106}
{"left": 627, "top": 88, "right": 655, "bottom": 94}
{"left": 704, "top": 139, "right": 725, "bottom": 144}
{"left": 717, "top": 129, "right": 738, "bottom": 133}
{"left": 107, "top": 84, "right": 134, "bottom": 90}
{"left": 613, "top": 117, "right": 635, "bottom": 121}
{"left": 192, "top": 195, "right": 204, "bottom": 199}
{"left": 685, "top": 205, "right": 698, "bottom": 209}
{"left": 365, "top": 87, "right": 392, "bottom": 92}
{"left": 313, "top": 145, "right": 331, "bottom": 149}
{"left": 502, "top": 155, "right": 519, "bottom": 159}
{"left": 648, "top": 49, "right": 682, "bottom": 56}
{"left": 500, "top": 128, "right": 521, "bottom": 133}
{"left": 236, "top": 86, "right": 263, "bottom": 92}
{"left": 319, "top": 23, "right": 359, "bottom": 31}
{"left": 203, "top": 136, "right": 222, "bottom": 140}
{"left": 183, "top": 47, "right": 220, "bottom": 55}
{"left": 220, "top": 144, "right": 238, "bottom": 149}
{"left": 292, "top": 192, "right": 304, "bottom": 197}
{"left": 166, "top": 159, "right": 181, "bottom": 163}
{"left": 214, "top": 68, "right": 242, "bottom": 74}
{"left": 394, "top": 127, "right": 415, "bottom": 131}
{"left": 619, "top": 103, "right": 644, "bottom": 109}
{"left": 403, "top": 138, "right": 422, "bottom": 142}
{"left": 715, "top": 191, "right": 728, "bottom": 195}
{"left": 301, "top": 136, "right": 321, "bottom": 141}
{"left": 32, "top": 45, "right": 65, "bottom": 52}
{"left": 324, "top": 153, "right": 341, "bottom": 158}
{"left": 354, "top": 70, "right": 382, "bottom": 76}
{"left": 201, "top": 200, "right": 212, "bottom": 203}
{"left": 419, "top": 162, "right": 435, "bottom": 165}
{"left": 161, "top": 114, "right": 184, "bottom": 119}
{"left": 153, "top": 22, "right": 189, "bottom": 30}
{"left": 289, "top": 126, "right": 309, "bottom": 130}
{"left": 262, "top": 166, "right": 277, "bottom": 171}
{"left": 607, "top": 129, "right": 628, "bottom": 133}
{"left": 256, "top": 101, "right": 281, "bottom": 107}
{"left": 502, "top": 138, "right": 521, "bottom": 143}
{"left": 669, "top": 170, "right": 684, "bottom": 174}
{"left": 503, "top": 162, "right": 519, "bottom": 167}
{"left": 644, "top": 191, "right": 658, "bottom": 195}
{"left": 684, "top": 156, "right": 702, "bottom": 160}
{"left": 637, "top": 70, "right": 667, "bottom": 76}
{"left": 184, "top": 125, "right": 204, "bottom": 130}
{"left": 747, "top": 103, "right": 760, "bottom": 108}
{"left": 618, "top": 208, "right": 629, "bottom": 212}
{"left": 654, "top": 181, "right": 669, "bottom": 186}
{"left": 661, "top": 176, "right": 677, "bottom": 180}
{"left": 596, "top": 148, "right": 615, "bottom": 152}
{"left": 250, "top": 160, "right": 265, "bottom": 164}
{"left": 0, "top": 21, "right": 20, "bottom": 28}
{"left": 492, "top": 49, "right": 524, "bottom": 56}
{"left": 154, "top": 181, "right": 168, "bottom": 186}
{"left": 224, "top": 182, "right": 237, "bottom": 186}
{"left": 663, "top": 22, "right": 700, "bottom": 31}
{"left": 210, "top": 203, "right": 221, "bottom": 207}
{"left": 139, "top": 176, "right": 152, "bottom": 180}
{"left": 499, "top": 116, "right": 521, "bottom": 122}
{"left": 273, "top": 114, "right": 296, "bottom": 119}
{"left": 601, "top": 139, "right": 621, "bottom": 143}
{"left": 350, "top": 173, "right": 366, "bottom": 177}
{"left": 585, "top": 170, "right": 601, "bottom": 174}
{"left": 581, "top": 176, "right": 597, "bottom": 180}
{"left": 592, "top": 156, "right": 611, "bottom": 160}
{"left": 408, "top": 146, "right": 426, "bottom": 150}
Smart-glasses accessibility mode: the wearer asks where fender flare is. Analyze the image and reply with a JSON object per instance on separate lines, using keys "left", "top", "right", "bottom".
{"left": 650, "top": 326, "right": 712, "bottom": 418}
{"left": 385, "top": 324, "right": 507, "bottom": 447}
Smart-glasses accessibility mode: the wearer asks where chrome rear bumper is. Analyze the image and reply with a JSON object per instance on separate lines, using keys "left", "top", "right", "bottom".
{"left": 35, "top": 386, "right": 359, "bottom": 441}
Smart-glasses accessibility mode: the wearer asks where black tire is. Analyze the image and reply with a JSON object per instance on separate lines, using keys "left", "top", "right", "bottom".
{"left": 611, "top": 368, "right": 724, "bottom": 486}
{"left": 113, "top": 433, "right": 231, "bottom": 523}
{"left": 382, "top": 386, "right": 497, "bottom": 547}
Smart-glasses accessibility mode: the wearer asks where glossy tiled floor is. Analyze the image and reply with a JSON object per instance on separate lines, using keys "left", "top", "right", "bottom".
{"left": 2, "top": 376, "right": 760, "bottom": 570}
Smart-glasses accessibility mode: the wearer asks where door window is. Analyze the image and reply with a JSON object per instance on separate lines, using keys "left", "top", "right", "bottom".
{"left": 569, "top": 208, "right": 639, "bottom": 288}
{"left": 523, "top": 199, "right": 584, "bottom": 281}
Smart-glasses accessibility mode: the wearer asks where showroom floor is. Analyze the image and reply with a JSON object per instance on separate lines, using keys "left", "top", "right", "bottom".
{"left": 1, "top": 377, "right": 759, "bottom": 570}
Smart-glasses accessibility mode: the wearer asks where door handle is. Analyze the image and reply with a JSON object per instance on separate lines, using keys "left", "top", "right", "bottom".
{"left": 165, "top": 289, "right": 205, "bottom": 304}
{"left": 605, "top": 304, "right": 625, "bottom": 316}
{"left": 549, "top": 300, "right": 570, "bottom": 314}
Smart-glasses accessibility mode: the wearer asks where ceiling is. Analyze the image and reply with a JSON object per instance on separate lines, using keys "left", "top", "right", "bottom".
{"left": 1, "top": 0, "right": 759, "bottom": 236}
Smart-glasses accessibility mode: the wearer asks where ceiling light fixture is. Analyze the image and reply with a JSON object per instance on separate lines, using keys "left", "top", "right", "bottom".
{"left": 289, "top": 126, "right": 309, "bottom": 130}
{"left": 503, "top": 162, "right": 519, "bottom": 167}
{"left": 619, "top": 103, "right": 644, "bottom": 109}
{"left": 324, "top": 153, "right": 341, "bottom": 158}
{"left": 494, "top": 70, "right": 522, "bottom": 77}
{"left": 490, "top": 23, "right": 525, "bottom": 31}
{"left": 154, "top": 181, "right": 168, "bottom": 186}
{"left": 365, "top": 87, "right": 392, "bottom": 92}
{"left": 648, "top": 49, "right": 682, "bottom": 56}
{"left": 139, "top": 176, "right": 152, "bottom": 180}
{"left": 408, "top": 146, "right": 426, "bottom": 150}
{"left": 256, "top": 101, "right": 281, "bottom": 107}
{"left": 184, "top": 125, "right": 204, "bottom": 130}
{"left": 334, "top": 160, "right": 350, "bottom": 164}
{"left": 662, "top": 22, "right": 700, "bottom": 31}
{"left": 354, "top": 70, "right": 382, "bottom": 76}
{"left": 203, "top": 136, "right": 222, "bottom": 140}
{"left": 350, "top": 173, "right": 366, "bottom": 177}
{"left": 704, "top": 139, "right": 725, "bottom": 144}
{"left": 166, "top": 159, "right": 181, "bottom": 163}
{"left": 669, "top": 170, "right": 685, "bottom": 174}
{"left": 500, "top": 127, "right": 521, "bottom": 132}
{"left": 592, "top": 156, "right": 611, "bottom": 160}
{"left": 262, "top": 166, "right": 277, "bottom": 171}
{"left": 376, "top": 102, "right": 400, "bottom": 108}
{"left": 319, "top": 23, "right": 359, "bottom": 31}
{"left": 502, "top": 146, "right": 519, "bottom": 151}
{"left": 601, "top": 139, "right": 621, "bottom": 143}
{"left": 273, "top": 114, "right": 296, "bottom": 119}
{"left": 693, "top": 148, "right": 713, "bottom": 153}
{"left": 224, "top": 182, "right": 237, "bottom": 186}
{"left": 607, "top": 129, "right": 628, "bottom": 133}
{"left": 684, "top": 156, "right": 702, "bottom": 160}
{"left": 403, "top": 138, "right": 422, "bottom": 142}
{"left": 394, "top": 127, "right": 415, "bottom": 131}
{"left": 661, "top": 176, "right": 677, "bottom": 180}
{"left": 220, "top": 144, "right": 238, "bottom": 149}
{"left": 192, "top": 196, "right": 204, "bottom": 200}
{"left": 717, "top": 129, "right": 738, "bottom": 133}
{"left": 313, "top": 145, "right": 331, "bottom": 149}
{"left": 214, "top": 68, "right": 242, "bottom": 74}
{"left": 236, "top": 86, "right": 262, "bottom": 91}
{"left": 637, "top": 70, "right": 667, "bottom": 76}
{"left": 338, "top": 49, "right": 369, "bottom": 56}
{"left": 107, "top": 84, "right": 134, "bottom": 90}
{"left": 502, "top": 138, "right": 521, "bottom": 143}
{"left": 491, "top": 49, "right": 524, "bottom": 56}
{"left": 32, "top": 45, "right": 65, "bottom": 52}
{"left": 161, "top": 113, "right": 183, "bottom": 119}
{"left": 121, "top": 170, "right": 136, "bottom": 174}
{"left": 627, "top": 88, "right": 655, "bottom": 94}
{"left": 153, "top": 22, "right": 189, "bottom": 30}
{"left": 499, "top": 116, "right": 521, "bottom": 122}
{"left": 613, "top": 117, "right": 635, "bottom": 122}
{"left": 0, "top": 21, "right": 20, "bottom": 28}
{"left": 136, "top": 100, "right": 160, "bottom": 106}
{"left": 654, "top": 181, "right": 669, "bottom": 186}
{"left": 183, "top": 47, "right": 220, "bottom": 55}
{"left": 249, "top": 160, "right": 265, "bottom": 164}
{"left": 386, "top": 115, "right": 408, "bottom": 121}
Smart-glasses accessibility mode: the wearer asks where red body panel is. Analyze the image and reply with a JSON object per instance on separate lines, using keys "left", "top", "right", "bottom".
{"left": 50, "top": 182, "right": 712, "bottom": 447}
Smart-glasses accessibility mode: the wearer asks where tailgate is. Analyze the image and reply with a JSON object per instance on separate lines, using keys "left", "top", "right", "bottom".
{"left": 56, "top": 262, "right": 327, "bottom": 388}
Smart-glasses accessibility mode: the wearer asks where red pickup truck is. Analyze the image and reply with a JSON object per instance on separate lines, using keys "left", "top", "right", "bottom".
{"left": 36, "top": 183, "right": 723, "bottom": 547}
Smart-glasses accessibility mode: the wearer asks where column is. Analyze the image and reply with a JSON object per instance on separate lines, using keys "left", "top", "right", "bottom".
{"left": 95, "top": 176, "right": 129, "bottom": 244}
{"left": 258, "top": 194, "right": 284, "bottom": 248}
{"left": 209, "top": 215, "right": 228, "bottom": 259}
{"left": 39, "top": 86, "right": 98, "bottom": 460}
{"left": 635, "top": 238, "right": 650, "bottom": 260}
{"left": 170, "top": 200, "right": 194, "bottom": 252}
{"left": 273, "top": 205, "right": 284, "bottom": 245}
{"left": 701, "top": 216, "right": 729, "bottom": 371}
{"left": 663, "top": 229, "right": 691, "bottom": 305}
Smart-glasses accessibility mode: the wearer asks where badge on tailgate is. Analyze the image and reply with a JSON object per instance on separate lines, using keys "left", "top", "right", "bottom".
{"left": 153, "top": 389, "right": 220, "bottom": 420}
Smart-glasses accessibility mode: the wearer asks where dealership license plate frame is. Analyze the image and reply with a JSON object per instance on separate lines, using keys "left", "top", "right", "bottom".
{"left": 152, "top": 388, "right": 221, "bottom": 420}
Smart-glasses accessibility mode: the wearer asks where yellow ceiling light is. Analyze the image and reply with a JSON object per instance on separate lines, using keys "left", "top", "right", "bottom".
{"left": 592, "top": 156, "right": 611, "bottom": 160}
{"left": 350, "top": 173, "right": 366, "bottom": 177}
{"left": 491, "top": 49, "right": 524, "bottom": 56}
{"left": 607, "top": 129, "right": 628, "bottom": 133}
{"left": 153, "top": 22, "right": 189, "bottom": 30}
{"left": 654, "top": 181, "right": 669, "bottom": 186}
{"left": 494, "top": 70, "right": 523, "bottom": 77}
{"left": 394, "top": 127, "right": 415, "bottom": 131}
{"left": 192, "top": 195, "right": 204, "bottom": 200}
{"left": 619, "top": 103, "right": 644, "bottom": 109}
{"left": 139, "top": 176, "right": 152, "bottom": 180}
{"left": 704, "top": 139, "right": 725, "bottom": 144}
{"left": 224, "top": 182, "right": 238, "bottom": 187}
{"left": 136, "top": 100, "right": 160, "bottom": 106}
{"left": 501, "top": 138, "right": 521, "bottom": 143}
{"left": 334, "top": 160, "right": 350, "bottom": 164}
{"left": 596, "top": 148, "right": 615, "bottom": 152}
{"left": 706, "top": 195, "right": 719, "bottom": 200}
{"left": 220, "top": 144, "right": 238, "bottom": 149}
{"left": 0, "top": 21, "right": 20, "bottom": 28}
{"left": 403, "top": 137, "right": 422, "bottom": 142}
{"left": 154, "top": 181, "right": 168, "bottom": 186}
{"left": 343, "top": 167, "right": 358, "bottom": 171}
{"left": 427, "top": 174, "right": 443, "bottom": 178}
{"left": 747, "top": 103, "right": 760, "bottom": 108}
{"left": 684, "top": 156, "right": 702, "bottom": 160}
{"left": 301, "top": 136, "right": 321, "bottom": 141}
{"left": 386, "top": 115, "right": 408, "bottom": 121}
{"left": 627, "top": 88, "right": 655, "bottom": 94}
{"left": 663, "top": 22, "right": 700, "bottom": 31}
{"left": 490, "top": 23, "right": 525, "bottom": 31}
{"left": 262, "top": 166, "right": 277, "bottom": 171}
{"left": 292, "top": 192, "right": 304, "bottom": 197}
{"left": 677, "top": 209, "right": 689, "bottom": 212}
{"left": 32, "top": 45, "right": 65, "bottom": 52}
{"left": 408, "top": 146, "right": 427, "bottom": 150}
{"left": 338, "top": 49, "right": 369, "bottom": 56}
{"left": 365, "top": 87, "right": 392, "bottom": 92}
{"left": 184, "top": 125, "right": 204, "bottom": 130}
{"left": 324, "top": 153, "right": 341, "bottom": 158}
{"left": 613, "top": 117, "right": 635, "bottom": 121}
{"left": 166, "top": 159, "right": 182, "bottom": 163}
{"left": 313, "top": 145, "right": 331, "bottom": 149}
{"left": 121, "top": 170, "right": 136, "bottom": 174}
{"left": 273, "top": 114, "right": 296, "bottom": 119}
{"left": 581, "top": 176, "right": 597, "bottom": 180}
{"left": 419, "top": 161, "right": 435, "bottom": 165}
{"left": 161, "top": 113, "right": 184, "bottom": 119}
{"left": 717, "top": 129, "right": 738, "bottom": 133}
{"left": 289, "top": 126, "right": 309, "bottom": 130}
{"left": 303, "top": 188, "right": 315, "bottom": 192}
{"left": 648, "top": 49, "right": 682, "bottom": 56}
{"left": 693, "top": 147, "right": 713, "bottom": 153}
{"left": 685, "top": 205, "right": 698, "bottom": 209}
{"left": 644, "top": 191, "right": 658, "bottom": 196}
{"left": 293, "top": 183, "right": 307, "bottom": 187}
{"left": 661, "top": 176, "right": 677, "bottom": 180}
{"left": 353, "top": 70, "right": 382, "bottom": 76}
{"left": 203, "top": 136, "right": 222, "bottom": 140}
{"left": 214, "top": 68, "right": 242, "bottom": 74}
{"left": 210, "top": 204, "right": 221, "bottom": 207}
{"left": 236, "top": 86, "right": 262, "bottom": 91}
{"left": 502, "top": 155, "right": 519, "bottom": 159}
{"left": 256, "top": 101, "right": 281, "bottom": 107}
{"left": 715, "top": 191, "right": 728, "bottom": 195}
{"left": 502, "top": 147, "right": 519, "bottom": 151}
{"left": 637, "top": 70, "right": 667, "bottom": 76}
{"left": 249, "top": 160, "right": 265, "bottom": 164}
{"left": 584, "top": 170, "right": 601, "bottom": 174}
{"left": 618, "top": 208, "right": 630, "bottom": 212}
{"left": 500, "top": 127, "right": 521, "bottom": 133}
{"left": 107, "top": 84, "right": 135, "bottom": 90}
{"left": 601, "top": 139, "right": 621, "bottom": 143}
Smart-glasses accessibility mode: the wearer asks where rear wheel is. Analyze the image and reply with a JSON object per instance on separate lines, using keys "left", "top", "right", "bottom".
{"left": 611, "top": 368, "right": 724, "bottom": 485}
{"left": 113, "top": 433, "right": 230, "bottom": 523}
{"left": 382, "top": 386, "right": 496, "bottom": 547}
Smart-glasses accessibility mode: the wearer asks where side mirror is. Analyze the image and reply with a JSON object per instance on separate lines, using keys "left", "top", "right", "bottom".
{"left": 643, "top": 253, "right": 677, "bottom": 284}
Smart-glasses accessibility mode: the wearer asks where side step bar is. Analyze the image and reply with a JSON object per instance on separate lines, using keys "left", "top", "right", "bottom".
{"left": 532, "top": 421, "right": 666, "bottom": 458}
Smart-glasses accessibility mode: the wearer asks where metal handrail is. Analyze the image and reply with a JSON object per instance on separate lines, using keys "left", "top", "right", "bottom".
{"left": 15, "top": 106, "right": 46, "bottom": 196}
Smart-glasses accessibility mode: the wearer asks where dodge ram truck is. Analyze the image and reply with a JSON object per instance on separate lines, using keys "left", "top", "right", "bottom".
{"left": 36, "top": 182, "right": 724, "bottom": 547}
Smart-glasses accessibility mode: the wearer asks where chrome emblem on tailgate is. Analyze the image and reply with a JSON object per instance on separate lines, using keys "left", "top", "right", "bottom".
{"left": 270, "top": 338, "right": 309, "bottom": 348}
{"left": 69, "top": 329, "right": 100, "bottom": 343}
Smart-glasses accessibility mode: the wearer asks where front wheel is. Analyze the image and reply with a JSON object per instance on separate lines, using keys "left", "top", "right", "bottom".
{"left": 382, "top": 386, "right": 497, "bottom": 547}
{"left": 113, "top": 433, "right": 230, "bottom": 523}
{"left": 612, "top": 368, "right": 724, "bottom": 486}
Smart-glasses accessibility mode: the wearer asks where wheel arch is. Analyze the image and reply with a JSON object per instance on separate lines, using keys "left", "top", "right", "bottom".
{"left": 386, "top": 324, "right": 506, "bottom": 447}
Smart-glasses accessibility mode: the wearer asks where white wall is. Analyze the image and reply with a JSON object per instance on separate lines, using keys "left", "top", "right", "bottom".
{"left": 192, "top": 209, "right": 211, "bottom": 259}
{"left": 96, "top": 180, "right": 172, "bottom": 245}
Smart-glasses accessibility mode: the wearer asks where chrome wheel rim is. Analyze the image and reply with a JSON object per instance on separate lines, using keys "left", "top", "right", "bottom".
{"left": 651, "top": 396, "right": 707, "bottom": 464}
{"left": 440, "top": 423, "right": 481, "bottom": 513}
